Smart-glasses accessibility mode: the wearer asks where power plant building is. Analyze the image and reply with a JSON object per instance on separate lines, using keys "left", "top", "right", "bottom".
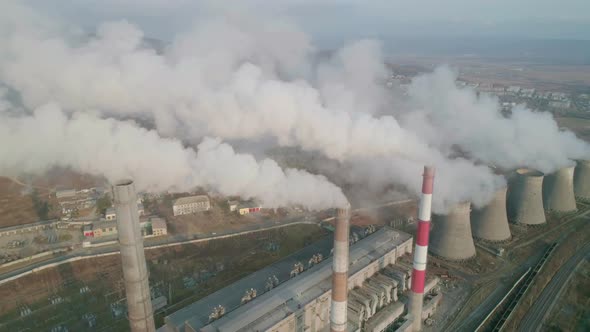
{"left": 159, "top": 227, "right": 437, "bottom": 332}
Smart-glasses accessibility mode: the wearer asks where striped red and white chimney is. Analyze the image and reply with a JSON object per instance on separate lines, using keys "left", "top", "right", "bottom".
{"left": 330, "top": 203, "right": 351, "bottom": 332}
{"left": 409, "top": 166, "right": 435, "bottom": 331}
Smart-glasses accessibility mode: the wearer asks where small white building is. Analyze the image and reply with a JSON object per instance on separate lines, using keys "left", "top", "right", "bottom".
{"left": 173, "top": 195, "right": 211, "bottom": 216}
{"left": 105, "top": 204, "right": 144, "bottom": 220}
{"left": 228, "top": 201, "right": 239, "bottom": 212}
{"left": 151, "top": 218, "right": 168, "bottom": 236}
{"left": 105, "top": 207, "right": 116, "bottom": 220}
{"left": 56, "top": 189, "right": 76, "bottom": 199}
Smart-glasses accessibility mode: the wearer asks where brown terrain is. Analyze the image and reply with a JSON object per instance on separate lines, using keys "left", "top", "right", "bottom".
{"left": 0, "top": 168, "right": 105, "bottom": 228}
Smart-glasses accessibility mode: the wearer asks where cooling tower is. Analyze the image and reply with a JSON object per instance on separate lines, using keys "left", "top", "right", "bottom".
{"left": 574, "top": 160, "right": 590, "bottom": 200}
{"left": 507, "top": 169, "right": 546, "bottom": 225}
{"left": 409, "top": 166, "right": 435, "bottom": 332}
{"left": 113, "top": 180, "right": 155, "bottom": 332}
{"left": 543, "top": 166, "right": 577, "bottom": 213}
{"left": 471, "top": 188, "right": 511, "bottom": 242}
{"left": 330, "top": 204, "right": 350, "bottom": 332}
{"left": 429, "top": 202, "right": 476, "bottom": 261}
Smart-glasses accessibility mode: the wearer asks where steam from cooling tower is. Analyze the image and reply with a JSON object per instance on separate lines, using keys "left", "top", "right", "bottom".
{"left": 4, "top": 2, "right": 587, "bottom": 213}
{"left": 0, "top": 103, "right": 348, "bottom": 210}
{"left": 0, "top": 3, "right": 507, "bottom": 213}
{"left": 404, "top": 67, "right": 590, "bottom": 174}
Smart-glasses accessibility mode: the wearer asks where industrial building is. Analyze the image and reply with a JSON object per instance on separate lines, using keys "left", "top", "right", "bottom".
{"left": 238, "top": 202, "right": 262, "bottom": 215}
{"left": 173, "top": 195, "right": 211, "bottom": 216}
{"left": 106, "top": 207, "right": 117, "bottom": 220}
{"left": 91, "top": 220, "right": 118, "bottom": 238}
{"left": 159, "top": 227, "right": 438, "bottom": 332}
{"left": 106, "top": 204, "right": 145, "bottom": 220}
{"left": 151, "top": 218, "right": 168, "bottom": 236}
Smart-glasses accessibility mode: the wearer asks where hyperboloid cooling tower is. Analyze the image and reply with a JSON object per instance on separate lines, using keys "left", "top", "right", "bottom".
{"left": 507, "top": 169, "right": 546, "bottom": 225}
{"left": 429, "top": 201, "right": 476, "bottom": 261}
{"left": 471, "top": 187, "right": 511, "bottom": 242}
{"left": 543, "top": 166, "right": 577, "bottom": 213}
{"left": 574, "top": 160, "right": 590, "bottom": 200}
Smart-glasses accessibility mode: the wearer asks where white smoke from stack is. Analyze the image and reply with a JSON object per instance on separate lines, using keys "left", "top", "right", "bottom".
{"left": 0, "top": 2, "right": 506, "bottom": 212}
{"left": 403, "top": 67, "right": 590, "bottom": 173}
{"left": 0, "top": 103, "right": 348, "bottom": 210}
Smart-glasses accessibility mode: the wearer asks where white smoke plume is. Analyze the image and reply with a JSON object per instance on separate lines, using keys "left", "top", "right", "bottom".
{"left": 403, "top": 67, "right": 590, "bottom": 173}
{"left": 0, "top": 2, "right": 507, "bottom": 212}
{"left": 0, "top": 103, "right": 348, "bottom": 209}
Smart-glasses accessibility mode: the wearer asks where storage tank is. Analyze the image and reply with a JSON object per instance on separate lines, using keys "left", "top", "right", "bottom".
{"left": 429, "top": 202, "right": 476, "bottom": 261}
{"left": 507, "top": 169, "right": 546, "bottom": 225}
{"left": 574, "top": 160, "right": 590, "bottom": 200}
{"left": 543, "top": 166, "right": 577, "bottom": 212}
{"left": 471, "top": 187, "right": 511, "bottom": 242}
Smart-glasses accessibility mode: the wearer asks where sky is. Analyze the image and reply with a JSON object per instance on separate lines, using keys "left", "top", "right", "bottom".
{"left": 25, "top": 0, "right": 590, "bottom": 43}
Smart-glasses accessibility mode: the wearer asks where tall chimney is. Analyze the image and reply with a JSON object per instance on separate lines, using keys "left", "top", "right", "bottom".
{"left": 113, "top": 180, "right": 155, "bottom": 332}
{"left": 409, "top": 166, "right": 435, "bottom": 332}
{"left": 574, "top": 160, "right": 590, "bottom": 200}
{"left": 330, "top": 203, "right": 351, "bottom": 332}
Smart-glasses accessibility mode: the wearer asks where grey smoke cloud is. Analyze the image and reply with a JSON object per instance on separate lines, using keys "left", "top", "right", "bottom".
{"left": 0, "top": 103, "right": 347, "bottom": 209}
{"left": 403, "top": 67, "right": 590, "bottom": 173}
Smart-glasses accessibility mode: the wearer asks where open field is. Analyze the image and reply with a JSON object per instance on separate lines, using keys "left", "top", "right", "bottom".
{"left": 392, "top": 56, "right": 590, "bottom": 92}
{"left": 556, "top": 116, "right": 590, "bottom": 141}
{"left": 546, "top": 260, "right": 590, "bottom": 331}
{"left": 0, "top": 224, "right": 328, "bottom": 331}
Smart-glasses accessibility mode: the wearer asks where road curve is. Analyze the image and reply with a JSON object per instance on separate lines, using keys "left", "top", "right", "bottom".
{"left": 519, "top": 242, "right": 590, "bottom": 332}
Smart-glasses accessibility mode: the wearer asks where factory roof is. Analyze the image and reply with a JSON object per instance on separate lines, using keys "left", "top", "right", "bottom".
{"left": 173, "top": 195, "right": 209, "bottom": 206}
{"left": 151, "top": 218, "right": 166, "bottom": 230}
{"left": 92, "top": 220, "right": 117, "bottom": 230}
{"left": 160, "top": 227, "right": 411, "bottom": 332}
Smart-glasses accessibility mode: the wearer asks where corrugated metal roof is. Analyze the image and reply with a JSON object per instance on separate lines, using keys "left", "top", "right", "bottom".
{"left": 160, "top": 227, "right": 411, "bottom": 332}
{"left": 173, "top": 195, "right": 210, "bottom": 206}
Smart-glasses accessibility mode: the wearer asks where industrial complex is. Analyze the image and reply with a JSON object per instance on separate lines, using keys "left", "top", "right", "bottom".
{"left": 97, "top": 161, "right": 589, "bottom": 332}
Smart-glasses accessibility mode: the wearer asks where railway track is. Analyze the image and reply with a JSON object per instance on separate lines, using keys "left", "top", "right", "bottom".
{"left": 519, "top": 242, "right": 590, "bottom": 332}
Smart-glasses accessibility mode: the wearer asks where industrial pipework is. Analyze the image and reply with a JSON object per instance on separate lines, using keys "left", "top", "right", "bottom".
{"left": 113, "top": 180, "right": 155, "bottom": 332}
{"left": 330, "top": 204, "right": 351, "bottom": 332}
{"left": 409, "top": 166, "right": 435, "bottom": 332}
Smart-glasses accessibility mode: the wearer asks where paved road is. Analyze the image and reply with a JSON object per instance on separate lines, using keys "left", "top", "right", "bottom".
{"left": 519, "top": 242, "right": 590, "bottom": 332}
{"left": 0, "top": 216, "right": 317, "bottom": 285}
